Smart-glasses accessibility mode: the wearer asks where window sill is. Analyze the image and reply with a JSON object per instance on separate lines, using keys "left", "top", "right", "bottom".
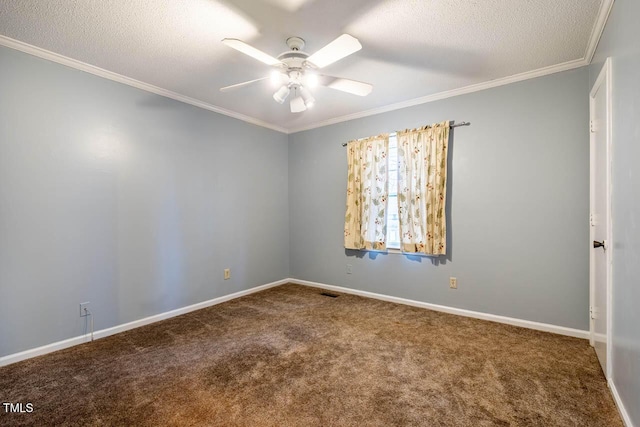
{"left": 357, "top": 247, "right": 443, "bottom": 258}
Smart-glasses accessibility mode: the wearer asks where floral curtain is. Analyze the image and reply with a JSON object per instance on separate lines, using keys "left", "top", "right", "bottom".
{"left": 344, "top": 134, "right": 389, "bottom": 250}
{"left": 397, "top": 122, "right": 449, "bottom": 255}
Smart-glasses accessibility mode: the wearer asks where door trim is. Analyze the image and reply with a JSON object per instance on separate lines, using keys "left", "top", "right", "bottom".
{"left": 589, "top": 57, "right": 613, "bottom": 380}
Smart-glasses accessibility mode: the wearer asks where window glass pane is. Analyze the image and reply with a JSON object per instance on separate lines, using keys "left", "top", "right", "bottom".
{"left": 387, "top": 195, "right": 400, "bottom": 248}
{"left": 388, "top": 135, "right": 398, "bottom": 196}
{"left": 386, "top": 134, "right": 400, "bottom": 249}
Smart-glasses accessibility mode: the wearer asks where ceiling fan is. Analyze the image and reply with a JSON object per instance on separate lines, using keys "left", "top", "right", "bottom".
{"left": 220, "top": 34, "right": 373, "bottom": 113}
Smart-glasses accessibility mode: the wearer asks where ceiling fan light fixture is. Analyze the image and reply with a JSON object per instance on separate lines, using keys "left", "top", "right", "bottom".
{"left": 290, "top": 95, "right": 306, "bottom": 113}
{"left": 273, "top": 85, "right": 290, "bottom": 104}
{"left": 299, "top": 86, "right": 316, "bottom": 108}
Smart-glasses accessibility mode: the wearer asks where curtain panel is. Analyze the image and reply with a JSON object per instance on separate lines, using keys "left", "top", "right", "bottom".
{"left": 397, "top": 121, "right": 449, "bottom": 255}
{"left": 344, "top": 134, "right": 389, "bottom": 250}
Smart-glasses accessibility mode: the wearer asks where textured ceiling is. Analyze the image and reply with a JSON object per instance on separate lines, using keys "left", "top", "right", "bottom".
{"left": 0, "top": 0, "right": 605, "bottom": 133}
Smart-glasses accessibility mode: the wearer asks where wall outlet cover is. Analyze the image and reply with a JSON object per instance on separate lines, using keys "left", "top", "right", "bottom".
{"left": 79, "top": 302, "right": 90, "bottom": 317}
{"left": 224, "top": 268, "right": 231, "bottom": 280}
{"left": 449, "top": 277, "right": 457, "bottom": 289}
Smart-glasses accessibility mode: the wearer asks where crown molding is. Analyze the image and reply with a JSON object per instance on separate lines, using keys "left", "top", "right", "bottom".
{"left": 288, "top": 57, "right": 588, "bottom": 134}
{"left": 585, "top": 0, "right": 615, "bottom": 63}
{"left": 287, "top": 0, "right": 615, "bottom": 134}
{"left": 288, "top": 0, "right": 614, "bottom": 134}
{"left": 0, "top": 35, "right": 288, "bottom": 134}
{"left": 1, "top": 0, "right": 613, "bottom": 135}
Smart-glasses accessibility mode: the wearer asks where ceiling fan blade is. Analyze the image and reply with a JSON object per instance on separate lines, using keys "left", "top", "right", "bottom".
{"left": 222, "top": 38, "right": 284, "bottom": 66}
{"left": 219, "top": 77, "right": 269, "bottom": 92}
{"left": 306, "top": 34, "right": 362, "bottom": 68}
{"left": 318, "top": 75, "right": 373, "bottom": 96}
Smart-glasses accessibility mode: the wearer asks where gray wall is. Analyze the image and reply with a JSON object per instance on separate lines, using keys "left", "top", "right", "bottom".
{"left": 289, "top": 68, "right": 590, "bottom": 330}
{"left": 590, "top": 0, "right": 640, "bottom": 423}
{"left": 0, "top": 46, "right": 290, "bottom": 357}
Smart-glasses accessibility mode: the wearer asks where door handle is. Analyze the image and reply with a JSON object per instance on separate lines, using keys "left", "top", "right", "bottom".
{"left": 593, "top": 240, "right": 605, "bottom": 250}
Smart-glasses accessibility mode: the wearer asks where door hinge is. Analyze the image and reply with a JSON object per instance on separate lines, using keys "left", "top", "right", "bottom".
{"left": 590, "top": 120, "right": 597, "bottom": 133}
{"left": 590, "top": 306, "right": 594, "bottom": 320}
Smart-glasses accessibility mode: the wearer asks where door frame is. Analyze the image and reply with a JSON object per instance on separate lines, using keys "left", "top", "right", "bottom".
{"left": 589, "top": 57, "right": 613, "bottom": 380}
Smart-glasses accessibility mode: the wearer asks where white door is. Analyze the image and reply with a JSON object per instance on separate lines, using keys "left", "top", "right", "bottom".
{"left": 589, "top": 59, "right": 612, "bottom": 378}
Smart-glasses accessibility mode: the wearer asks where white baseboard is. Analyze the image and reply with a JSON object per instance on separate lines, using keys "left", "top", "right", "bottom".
{"left": 0, "top": 277, "right": 592, "bottom": 367}
{"left": 288, "top": 278, "right": 590, "bottom": 339}
{"left": 3, "top": 277, "right": 626, "bottom": 424}
{"left": 0, "top": 279, "right": 288, "bottom": 367}
{"left": 609, "top": 378, "right": 635, "bottom": 427}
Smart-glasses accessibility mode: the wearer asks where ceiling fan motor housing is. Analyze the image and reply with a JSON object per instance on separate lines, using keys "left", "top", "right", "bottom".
{"left": 277, "top": 38, "right": 313, "bottom": 88}
{"left": 277, "top": 50, "right": 310, "bottom": 68}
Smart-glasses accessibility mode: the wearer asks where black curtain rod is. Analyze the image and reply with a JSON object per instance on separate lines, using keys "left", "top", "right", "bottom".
{"left": 341, "top": 121, "right": 471, "bottom": 147}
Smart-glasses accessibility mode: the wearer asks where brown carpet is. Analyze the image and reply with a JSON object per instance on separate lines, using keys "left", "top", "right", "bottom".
{"left": 0, "top": 284, "right": 622, "bottom": 426}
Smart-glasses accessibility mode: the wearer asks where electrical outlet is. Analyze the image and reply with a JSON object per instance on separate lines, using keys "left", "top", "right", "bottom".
{"left": 449, "top": 277, "right": 457, "bottom": 289}
{"left": 346, "top": 264, "right": 353, "bottom": 274}
{"left": 224, "top": 268, "right": 231, "bottom": 280}
{"left": 80, "top": 302, "right": 90, "bottom": 317}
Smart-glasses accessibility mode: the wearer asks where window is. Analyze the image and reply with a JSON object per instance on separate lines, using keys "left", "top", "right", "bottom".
{"left": 386, "top": 134, "right": 400, "bottom": 249}
{"left": 344, "top": 122, "right": 449, "bottom": 255}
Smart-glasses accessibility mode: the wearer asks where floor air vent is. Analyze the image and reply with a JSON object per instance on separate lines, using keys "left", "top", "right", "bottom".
{"left": 320, "top": 292, "right": 339, "bottom": 298}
